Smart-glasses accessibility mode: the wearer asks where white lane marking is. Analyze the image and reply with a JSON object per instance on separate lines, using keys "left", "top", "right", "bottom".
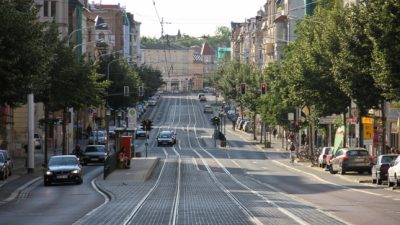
{"left": 72, "top": 178, "right": 110, "bottom": 224}
{"left": 272, "top": 160, "right": 382, "bottom": 197}
{"left": 192, "top": 157, "right": 199, "bottom": 171}
{"left": 231, "top": 160, "right": 241, "bottom": 168}
{"left": 1, "top": 177, "right": 41, "bottom": 205}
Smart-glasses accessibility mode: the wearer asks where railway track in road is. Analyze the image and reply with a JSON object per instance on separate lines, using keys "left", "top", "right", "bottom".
{"left": 123, "top": 95, "right": 183, "bottom": 225}
{"left": 184, "top": 95, "right": 349, "bottom": 225}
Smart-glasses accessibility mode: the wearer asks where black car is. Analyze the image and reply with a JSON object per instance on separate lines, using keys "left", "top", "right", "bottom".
{"left": 157, "top": 130, "right": 177, "bottom": 146}
{"left": 43, "top": 155, "right": 83, "bottom": 186}
{"left": 81, "top": 145, "right": 107, "bottom": 165}
{"left": 0, "top": 153, "right": 8, "bottom": 180}
{"left": 0, "top": 149, "right": 13, "bottom": 176}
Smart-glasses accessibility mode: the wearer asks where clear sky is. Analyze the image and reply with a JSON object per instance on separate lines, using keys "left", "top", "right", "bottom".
{"left": 94, "top": 0, "right": 265, "bottom": 38}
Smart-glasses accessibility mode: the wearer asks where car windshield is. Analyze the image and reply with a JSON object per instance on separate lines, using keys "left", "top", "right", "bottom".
{"left": 85, "top": 146, "right": 105, "bottom": 153}
{"left": 348, "top": 150, "right": 368, "bottom": 157}
{"left": 381, "top": 155, "right": 398, "bottom": 164}
{"left": 48, "top": 157, "right": 78, "bottom": 166}
{"left": 160, "top": 133, "right": 171, "bottom": 138}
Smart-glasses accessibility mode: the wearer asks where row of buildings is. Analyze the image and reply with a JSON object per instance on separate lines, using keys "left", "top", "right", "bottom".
{"left": 230, "top": 0, "right": 400, "bottom": 156}
{"left": 0, "top": 0, "right": 220, "bottom": 156}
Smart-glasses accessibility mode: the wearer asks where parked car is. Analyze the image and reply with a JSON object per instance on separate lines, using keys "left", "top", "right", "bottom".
{"left": 198, "top": 93, "right": 205, "bottom": 99}
{"left": 387, "top": 155, "right": 400, "bottom": 187}
{"left": 317, "top": 147, "right": 333, "bottom": 168}
{"left": 203, "top": 104, "right": 213, "bottom": 113}
{"left": 88, "top": 131, "right": 107, "bottom": 145}
{"left": 157, "top": 130, "right": 177, "bottom": 146}
{"left": 199, "top": 95, "right": 207, "bottom": 101}
{"left": 43, "top": 155, "right": 82, "bottom": 186}
{"left": 0, "top": 149, "right": 13, "bottom": 176}
{"left": 0, "top": 153, "right": 8, "bottom": 180}
{"left": 243, "top": 121, "right": 253, "bottom": 132}
{"left": 148, "top": 99, "right": 157, "bottom": 106}
{"left": 81, "top": 145, "right": 107, "bottom": 165}
{"left": 372, "top": 154, "right": 398, "bottom": 185}
{"left": 329, "top": 148, "right": 373, "bottom": 175}
{"left": 136, "top": 127, "right": 147, "bottom": 139}
{"left": 34, "top": 133, "right": 42, "bottom": 149}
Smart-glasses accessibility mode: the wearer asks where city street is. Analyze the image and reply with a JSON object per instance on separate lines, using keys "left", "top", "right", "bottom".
{"left": 1, "top": 93, "right": 400, "bottom": 225}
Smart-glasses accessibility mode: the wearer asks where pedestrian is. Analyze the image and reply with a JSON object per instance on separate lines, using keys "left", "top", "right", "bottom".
{"left": 289, "top": 142, "right": 296, "bottom": 164}
{"left": 301, "top": 132, "right": 307, "bottom": 145}
{"left": 24, "top": 144, "right": 28, "bottom": 168}
{"left": 273, "top": 128, "right": 277, "bottom": 139}
{"left": 86, "top": 124, "right": 92, "bottom": 138}
{"left": 73, "top": 145, "right": 83, "bottom": 158}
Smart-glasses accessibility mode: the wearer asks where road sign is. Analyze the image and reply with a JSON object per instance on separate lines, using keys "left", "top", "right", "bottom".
{"left": 363, "top": 123, "right": 373, "bottom": 140}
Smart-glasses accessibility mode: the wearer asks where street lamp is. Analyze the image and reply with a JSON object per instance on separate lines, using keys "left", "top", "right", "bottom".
{"left": 117, "top": 110, "right": 122, "bottom": 127}
{"left": 105, "top": 108, "right": 111, "bottom": 152}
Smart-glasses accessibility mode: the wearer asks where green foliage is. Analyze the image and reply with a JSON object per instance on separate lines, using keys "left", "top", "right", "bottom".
{"left": 134, "top": 65, "right": 164, "bottom": 99}
{"left": 0, "top": 0, "right": 47, "bottom": 106}
{"left": 362, "top": 0, "right": 400, "bottom": 102}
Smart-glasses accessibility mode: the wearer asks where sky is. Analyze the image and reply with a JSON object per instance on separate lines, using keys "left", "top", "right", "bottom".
{"left": 93, "top": 0, "right": 265, "bottom": 38}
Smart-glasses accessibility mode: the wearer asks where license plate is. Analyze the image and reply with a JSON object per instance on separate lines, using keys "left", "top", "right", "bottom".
{"left": 91, "top": 158, "right": 99, "bottom": 161}
{"left": 57, "top": 175, "right": 68, "bottom": 179}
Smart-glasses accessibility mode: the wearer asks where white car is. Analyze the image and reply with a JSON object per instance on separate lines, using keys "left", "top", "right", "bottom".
{"left": 387, "top": 155, "right": 400, "bottom": 187}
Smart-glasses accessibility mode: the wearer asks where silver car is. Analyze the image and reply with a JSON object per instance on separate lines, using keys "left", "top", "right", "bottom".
{"left": 329, "top": 148, "right": 373, "bottom": 175}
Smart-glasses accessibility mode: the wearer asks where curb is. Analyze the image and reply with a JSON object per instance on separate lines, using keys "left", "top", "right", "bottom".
{"left": 0, "top": 176, "right": 41, "bottom": 206}
{"left": 143, "top": 158, "right": 159, "bottom": 181}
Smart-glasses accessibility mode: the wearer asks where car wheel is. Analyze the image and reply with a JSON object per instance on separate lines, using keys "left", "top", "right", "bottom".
{"left": 372, "top": 178, "right": 377, "bottom": 184}
{"left": 44, "top": 180, "right": 51, "bottom": 186}
{"left": 395, "top": 174, "right": 400, "bottom": 187}
{"left": 8, "top": 169, "right": 12, "bottom": 176}
{"left": 388, "top": 177, "right": 394, "bottom": 187}
{"left": 339, "top": 164, "right": 346, "bottom": 175}
{"left": 328, "top": 165, "right": 337, "bottom": 174}
{"left": 377, "top": 177, "right": 382, "bottom": 185}
{"left": 76, "top": 178, "right": 83, "bottom": 185}
{"left": 357, "top": 171, "right": 364, "bottom": 174}
{"left": 0, "top": 172, "right": 5, "bottom": 180}
{"left": 322, "top": 163, "right": 326, "bottom": 168}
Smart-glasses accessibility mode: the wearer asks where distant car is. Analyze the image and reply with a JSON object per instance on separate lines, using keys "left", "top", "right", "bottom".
{"left": 329, "top": 148, "right": 373, "bottom": 175}
{"left": 147, "top": 97, "right": 158, "bottom": 106}
{"left": 199, "top": 95, "right": 207, "bottom": 101}
{"left": 43, "top": 155, "right": 83, "bottom": 186}
{"left": 204, "top": 104, "right": 213, "bottom": 113}
{"left": 157, "top": 130, "right": 176, "bottom": 146}
{"left": 387, "top": 155, "right": 400, "bottom": 187}
{"left": 0, "top": 153, "right": 8, "bottom": 180}
{"left": 108, "top": 126, "right": 116, "bottom": 138}
{"left": 88, "top": 131, "right": 107, "bottom": 145}
{"left": 136, "top": 127, "right": 147, "bottom": 139}
{"left": 0, "top": 149, "right": 13, "bottom": 176}
{"left": 318, "top": 147, "right": 333, "bottom": 168}
{"left": 198, "top": 93, "right": 205, "bottom": 99}
{"left": 34, "top": 133, "right": 42, "bottom": 149}
{"left": 372, "top": 154, "right": 398, "bottom": 185}
{"left": 81, "top": 145, "right": 107, "bottom": 165}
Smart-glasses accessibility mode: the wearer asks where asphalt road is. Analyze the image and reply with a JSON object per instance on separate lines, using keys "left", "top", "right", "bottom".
{"left": 2, "top": 93, "right": 400, "bottom": 225}
{"left": 0, "top": 165, "right": 104, "bottom": 225}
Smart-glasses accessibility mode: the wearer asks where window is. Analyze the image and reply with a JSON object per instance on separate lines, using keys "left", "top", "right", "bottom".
{"left": 51, "top": 1, "right": 56, "bottom": 17}
{"left": 43, "top": 1, "right": 49, "bottom": 17}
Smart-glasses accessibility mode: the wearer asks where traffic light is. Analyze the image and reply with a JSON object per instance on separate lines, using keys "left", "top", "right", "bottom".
{"left": 261, "top": 83, "right": 267, "bottom": 95}
{"left": 240, "top": 83, "right": 246, "bottom": 95}
{"left": 141, "top": 119, "right": 153, "bottom": 131}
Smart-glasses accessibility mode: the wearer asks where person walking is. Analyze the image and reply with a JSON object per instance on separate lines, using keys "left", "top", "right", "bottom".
{"left": 289, "top": 142, "right": 296, "bottom": 164}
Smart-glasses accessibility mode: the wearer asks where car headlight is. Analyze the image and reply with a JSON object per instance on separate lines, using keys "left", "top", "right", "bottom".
{"left": 71, "top": 169, "right": 80, "bottom": 174}
{"left": 45, "top": 171, "right": 53, "bottom": 175}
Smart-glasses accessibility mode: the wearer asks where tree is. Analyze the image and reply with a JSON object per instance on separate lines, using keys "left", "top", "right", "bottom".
{"left": 362, "top": 0, "right": 400, "bottom": 102}
{"left": 134, "top": 64, "right": 164, "bottom": 99}
{"left": 0, "top": 0, "right": 47, "bottom": 106}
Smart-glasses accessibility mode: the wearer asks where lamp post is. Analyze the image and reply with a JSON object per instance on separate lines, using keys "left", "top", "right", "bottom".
{"left": 117, "top": 110, "right": 122, "bottom": 127}
{"left": 105, "top": 108, "right": 111, "bottom": 152}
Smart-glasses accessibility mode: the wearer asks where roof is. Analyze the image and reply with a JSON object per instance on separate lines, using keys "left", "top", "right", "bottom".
{"left": 141, "top": 43, "right": 189, "bottom": 50}
{"left": 201, "top": 42, "right": 215, "bottom": 55}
